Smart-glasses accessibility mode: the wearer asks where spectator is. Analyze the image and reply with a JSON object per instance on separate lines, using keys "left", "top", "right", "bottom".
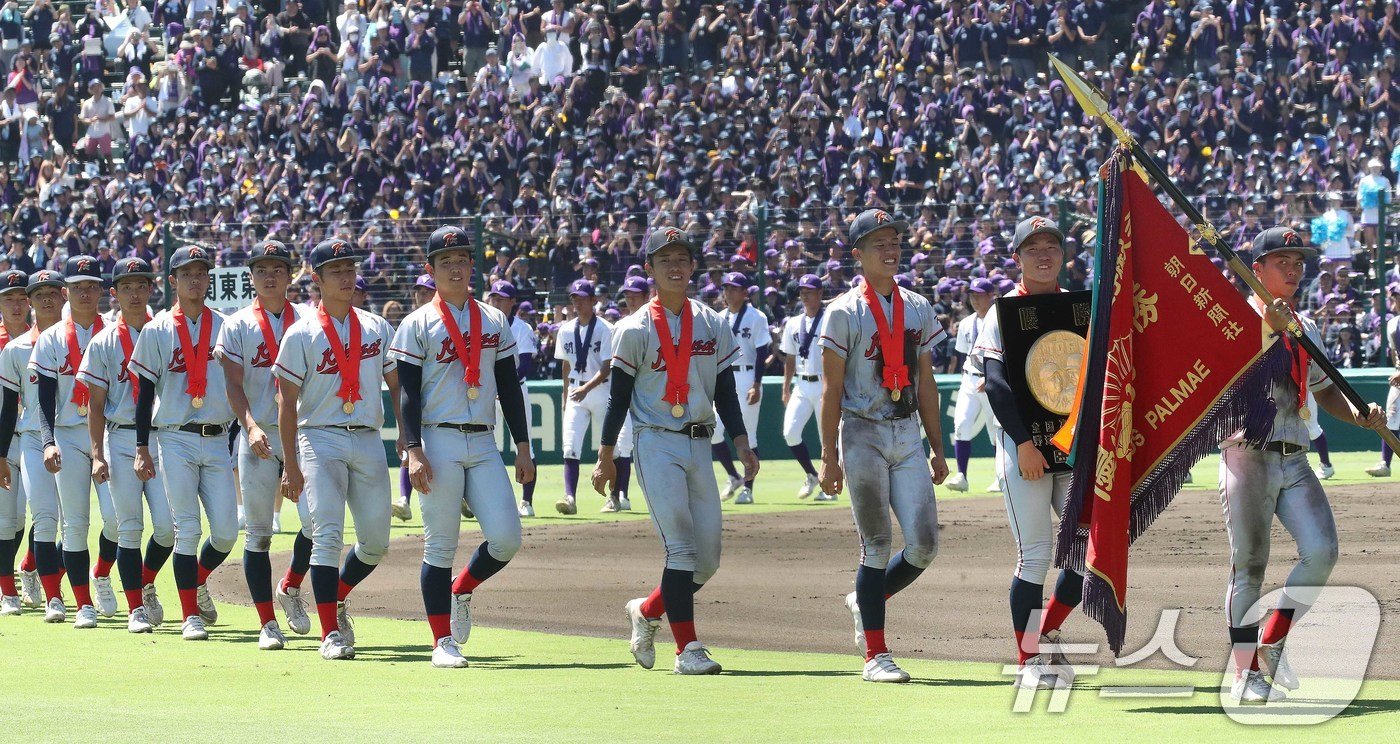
{"left": 78, "top": 78, "right": 114, "bottom": 161}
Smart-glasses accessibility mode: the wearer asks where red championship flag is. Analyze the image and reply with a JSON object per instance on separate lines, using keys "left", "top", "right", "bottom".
{"left": 1054, "top": 152, "right": 1288, "bottom": 652}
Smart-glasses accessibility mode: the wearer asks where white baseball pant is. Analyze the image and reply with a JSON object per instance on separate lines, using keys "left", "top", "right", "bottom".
{"left": 1305, "top": 391, "right": 1323, "bottom": 441}
{"left": 839, "top": 415, "right": 939, "bottom": 569}
{"left": 0, "top": 454, "right": 22, "bottom": 537}
{"left": 632, "top": 427, "right": 722, "bottom": 584}
{"left": 782, "top": 378, "right": 823, "bottom": 447}
{"left": 297, "top": 427, "right": 390, "bottom": 568}
{"left": 994, "top": 430, "right": 1071, "bottom": 584}
{"left": 712, "top": 367, "right": 760, "bottom": 445}
{"left": 1386, "top": 384, "right": 1400, "bottom": 430}
{"left": 155, "top": 428, "right": 239, "bottom": 555}
{"left": 616, "top": 414, "right": 635, "bottom": 459}
{"left": 494, "top": 381, "right": 537, "bottom": 458}
{"left": 562, "top": 384, "right": 609, "bottom": 459}
{"left": 953, "top": 383, "right": 997, "bottom": 443}
{"left": 20, "top": 431, "right": 60, "bottom": 543}
{"left": 238, "top": 426, "right": 314, "bottom": 552}
{"left": 105, "top": 427, "right": 174, "bottom": 550}
{"left": 54, "top": 425, "right": 118, "bottom": 550}
{"left": 419, "top": 426, "right": 521, "bottom": 569}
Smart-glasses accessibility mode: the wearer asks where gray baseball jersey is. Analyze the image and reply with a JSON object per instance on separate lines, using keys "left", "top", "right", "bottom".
{"left": 779, "top": 311, "right": 824, "bottom": 377}
{"left": 818, "top": 286, "right": 944, "bottom": 420}
{"left": 388, "top": 299, "right": 517, "bottom": 426}
{"left": 0, "top": 330, "right": 40, "bottom": 435}
{"left": 129, "top": 308, "right": 235, "bottom": 426}
{"left": 274, "top": 307, "right": 395, "bottom": 428}
{"left": 76, "top": 321, "right": 147, "bottom": 425}
{"left": 610, "top": 299, "right": 738, "bottom": 429}
{"left": 29, "top": 318, "right": 103, "bottom": 428}
{"left": 215, "top": 302, "right": 309, "bottom": 427}
{"left": 555, "top": 316, "right": 613, "bottom": 383}
{"left": 717, "top": 303, "right": 770, "bottom": 368}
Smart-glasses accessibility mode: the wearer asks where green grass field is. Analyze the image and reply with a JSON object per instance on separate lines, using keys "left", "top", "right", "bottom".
{"left": 3, "top": 451, "right": 1397, "bottom": 740}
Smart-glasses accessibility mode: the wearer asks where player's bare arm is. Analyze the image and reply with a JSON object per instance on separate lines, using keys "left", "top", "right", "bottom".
{"left": 818, "top": 347, "right": 845, "bottom": 495}
{"left": 782, "top": 352, "right": 794, "bottom": 405}
{"left": 916, "top": 352, "right": 949, "bottom": 485}
{"left": 1314, "top": 382, "right": 1387, "bottom": 430}
{"left": 221, "top": 357, "right": 272, "bottom": 460}
{"left": 87, "top": 383, "right": 110, "bottom": 484}
{"left": 276, "top": 378, "right": 303, "bottom": 502}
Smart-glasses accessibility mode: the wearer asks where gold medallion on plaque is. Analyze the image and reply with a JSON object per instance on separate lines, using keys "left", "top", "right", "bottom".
{"left": 1024, "top": 330, "right": 1086, "bottom": 416}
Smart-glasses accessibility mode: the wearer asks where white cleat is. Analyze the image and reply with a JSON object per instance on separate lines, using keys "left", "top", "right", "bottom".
{"left": 237, "top": 507, "right": 246, "bottom": 530}
{"left": 181, "top": 615, "right": 209, "bottom": 641}
{"left": 617, "top": 496, "right": 632, "bottom": 511}
{"left": 986, "top": 480, "right": 1001, "bottom": 493}
{"left": 44, "top": 597, "right": 66, "bottom": 623}
{"left": 272, "top": 514, "right": 283, "bottom": 534}
{"left": 1184, "top": 471, "right": 1194, "bottom": 485}
{"left": 92, "top": 574, "right": 118, "bottom": 617}
{"left": 1229, "top": 670, "right": 1286, "bottom": 703}
{"left": 1014, "top": 655, "right": 1063, "bottom": 690}
{"left": 1365, "top": 463, "right": 1390, "bottom": 478}
{"left": 0, "top": 595, "right": 20, "bottom": 616}
{"left": 798, "top": 473, "right": 819, "bottom": 499}
{"left": 73, "top": 604, "right": 99, "bottom": 629}
{"left": 1257, "top": 641, "right": 1300, "bottom": 691}
{"left": 674, "top": 641, "right": 722, "bottom": 675}
{"left": 127, "top": 606, "right": 154, "bottom": 633}
{"left": 734, "top": 487, "right": 753, "bottom": 505}
{"left": 844, "top": 591, "right": 865, "bottom": 654}
{"left": 863, "top": 653, "right": 912, "bottom": 683}
{"left": 1040, "top": 630, "right": 1077, "bottom": 683}
{"left": 336, "top": 600, "right": 355, "bottom": 645}
{"left": 432, "top": 636, "right": 470, "bottom": 668}
{"left": 626, "top": 597, "right": 661, "bottom": 669}
{"left": 195, "top": 585, "right": 217, "bottom": 624}
{"left": 20, "top": 570, "right": 40, "bottom": 607}
{"left": 720, "top": 476, "right": 743, "bottom": 501}
{"left": 518, "top": 501, "right": 535, "bottom": 518}
{"left": 554, "top": 497, "right": 576, "bottom": 515}
{"left": 319, "top": 630, "right": 355, "bottom": 660}
{"left": 451, "top": 593, "right": 473, "bottom": 644}
{"left": 392, "top": 496, "right": 413, "bottom": 522}
{"left": 259, "top": 621, "right": 287, "bottom": 650}
{"left": 813, "top": 491, "right": 838, "bottom": 502}
{"left": 944, "top": 472, "right": 969, "bottom": 492}
{"left": 142, "top": 583, "right": 164, "bottom": 626}
{"left": 600, "top": 498, "right": 620, "bottom": 513}
{"left": 277, "top": 583, "right": 312, "bottom": 635}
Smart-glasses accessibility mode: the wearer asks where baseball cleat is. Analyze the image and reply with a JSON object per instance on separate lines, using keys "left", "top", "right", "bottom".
{"left": 20, "top": 570, "right": 40, "bottom": 607}
{"left": 451, "top": 592, "right": 473, "bottom": 644}
{"left": 1316, "top": 464, "right": 1336, "bottom": 480}
{"left": 720, "top": 476, "right": 743, "bottom": 501}
{"left": 277, "top": 583, "right": 312, "bottom": 636}
{"left": 127, "top": 607, "right": 154, "bottom": 633}
{"left": 1014, "top": 656, "right": 1062, "bottom": 690}
{"left": 555, "top": 497, "right": 577, "bottom": 515}
{"left": 319, "top": 630, "right": 355, "bottom": 660}
{"left": 1230, "top": 670, "right": 1286, "bottom": 703}
{"left": 844, "top": 592, "right": 865, "bottom": 654}
{"left": 92, "top": 573, "right": 117, "bottom": 617}
{"left": 44, "top": 597, "right": 66, "bottom": 623}
{"left": 272, "top": 513, "right": 283, "bottom": 534}
{"left": 181, "top": 616, "right": 209, "bottom": 641}
{"left": 73, "top": 604, "right": 99, "bottom": 629}
{"left": 944, "top": 472, "right": 969, "bottom": 492}
{"left": 392, "top": 496, "right": 413, "bottom": 522}
{"left": 814, "top": 491, "right": 837, "bottom": 502}
{"left": 1366, "top": 463, "right": 1390, "bottom": 478}
{"left": 1040, "top": 629, "right": 1072, "bottom": 667}
{"left": 0, "top": 595, "right": 20, "bottom": 616}
{"left": 986, "top": 480, "right": 1001, "bottom": 492}
{"left": 798, "top": 473, "right": 819, "bottom": 499}
{"left": 195, "top": 585, "right": 217, "bottom": 624}
{"left": 1183, "top": 471, "right": 1194, "bottom": 485}
{"left": 142, "top": 583, "right": 164, "bottom": 626}
{"left": 518, "top": 501, "right": 535, "bottom": 518}
{"left": 337, "top": 600, "right": 356, "bottom": 645}
{"left": 237, "top": 507, "right": 246, "bottom": 530}
{"left": 626, "top": 597, "right": 661, "bottom": 669}
{"left": 600, "top": 498, "right": 620, "bottom": 513}
{"left": 432, "top": 636, "right": 470, "bottom": 668}
{"left": 862, "top": 653, "right": 911, "bottom": 683}
{"left": 734, "top": 487, "right": 754, "bottom": 505}
{"left": 1257, "top": 640, "right": 1300, "bottom": 691}
{"left": 461, "top": 499, "right": 475, "bottom": 519}
{"left": 617, "top": 496, "right": 632, "bottom": 511}
{"left": 674, "top": 641, "right": 722, "bottom": 675}
{"left": 259, "top": 621, "right": 287, "bottom": 650}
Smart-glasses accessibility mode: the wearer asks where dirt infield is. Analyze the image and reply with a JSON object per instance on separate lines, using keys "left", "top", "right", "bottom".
{"left": 218, "top": 483, "right": 1400, "bottom": 677}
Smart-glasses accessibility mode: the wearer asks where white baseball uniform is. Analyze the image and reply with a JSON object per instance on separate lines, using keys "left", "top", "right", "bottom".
{"left": 779, "top": 309, "right": 824, "bottom": 447}
{"left": 952, "top": 311, "right": 998, "bottom": 443}
{"left": 556, "top": 315, "right": 613, "bottom": 459}
{"left": 0, "top": 327, "right": 29, "bottom": 541}
{"left": 711, "top": 303, "right": 768, "bottom": 446}
{"left": 497, "top": 315, "right": 538, "bottom": 456}
{"left": 0, "top": 330, "right": 61, "bottom": 546}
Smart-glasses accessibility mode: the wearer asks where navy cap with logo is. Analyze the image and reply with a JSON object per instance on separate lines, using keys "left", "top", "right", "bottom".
{"left": 169, "top": 244, "right": 215, "bottom": 272}
{"left": 112, "top": 256, "right": 156, "bottom": 283}
{"left": 1011, "top": 216, "right": 1065, "bottom": 253}
{"left": 849, "top": 208, "right": 909, "bottom": 248}
{"left": 248, "top": 239, "right": 295, "bottom": 268}
{"left": 308, "top": 238, "right": 359, "bottom": 270}
{"left": 569, "top": 279, "right": 596, "bottom": 297}
{"left": 1252, "top": 225, "right": 1318, "bottom": 261}
{"left": 721, "top": 271, "right": 749, "bottom": 289}
{"left": 426, "top": 225, "right": 471, "bottom": 259}
{"left": 644, "top": 226, "right": 694, "bottom": 258}
{"left": 798, "top": 273, "right": 823, "bottom": 291}
{"left": 970, "top": 278, "right": 997, "bottom": 294}
{"left": 26, "top": 269, "right": 65, "bottom": 294}
{"left": 64, "top": 255, "right": 104, "bottom": 284}
{"left": 0, "top": 268, "right": 28, "bottom": 295}
{"left": 487, "top": 280, "right": 518, "bottom": 299}
{"left": 620, "top": 276, "right": 649, "bottom": 294}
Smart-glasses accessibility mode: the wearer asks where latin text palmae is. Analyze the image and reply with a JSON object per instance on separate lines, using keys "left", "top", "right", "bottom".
{"left": 1143, "top": 360, "right": 1211, "bottom": 430}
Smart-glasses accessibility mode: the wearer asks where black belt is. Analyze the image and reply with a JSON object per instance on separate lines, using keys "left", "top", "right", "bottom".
{"left": 1261, "top": 440, "right": 1306, "bottom": 456}
{"left": 798, "top": 374, "right": 819, "bottom": 382}
{"left": 737, "top": 365, "right": 754, "bottom": 371}
{"left": 437, "top": 423, "right": 493, "bottom": 434}
{"left": 325, "top": 425, "right": 374, "bottom": 432}
{"left": 890, "top": 411, "right": 915, "bottom": 421}
{"left": 108, "top": 423, "right": 136, "bottom": 431}
{"left": 678, "top": 423, "right": 713, "bottom": 439}
{"left": 175, "top": 424, "right": 227, "bottom": 437}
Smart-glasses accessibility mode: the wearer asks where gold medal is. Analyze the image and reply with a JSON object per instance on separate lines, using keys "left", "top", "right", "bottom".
{"left": 342, "top": 401, "right": 355, "bottom": 414}
{"left": 468, "top": 387, "right": 480, "bottom": 400}
{"left": 192, "top": 396, "right": 204, "bottom": 409}
{"left": 77, "top": 405, "right": 88, "bottom": 416}
{"left": 1299, "top": 404, "right": 1310, "bottom": 421}
{"left": 890, "top": 389, "right": 901, "bottom": 402}
{"left": 671, "top": 403, "right": 685, "bottom": 418}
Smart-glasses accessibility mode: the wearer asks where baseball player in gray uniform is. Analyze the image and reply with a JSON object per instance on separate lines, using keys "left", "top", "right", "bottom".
{"left": 556, "top": 279, "right": 613, "bottom": 515}
{"left": 1218, "top": 227, "right": 1385, "bottom": 703}
{"left": 392, "top": 273, "right": 440, "bottom": 522}
{"left": 485, "top": 280, "right": 541, "bottom": 518}
{"left": 391, "top": 225, "right": 534, "bottom": 669}
{"left": 593, "top": 226, "right": 757, "bottom": 676}
{"left": 969, "top": 218, "right": 1086, "bottom": 691}
{"left": 275, "top": 238, "right": 400, "bottom": 662}
{"left": 712, "top": 273, "right": 769, "bottom": 505}
{"left": 0, "top": 269, "right": 32, "bottom": 616}
{"left": 779, "top": 273, "right": 834, "bottom": 502}
{"left": 818, "top": 208, "right": 949, "bottom": 684}
{"left": 130, "top": 245, "right": 237, "bottom": 642}
{"left": 215, "top": 240, "right": 316, "bottom": 651}
{"left": 946, "top": 278, "right": 1000, "bottom": 494}
{"left": 78, "top": 258, "right": 174, "bottom": 633}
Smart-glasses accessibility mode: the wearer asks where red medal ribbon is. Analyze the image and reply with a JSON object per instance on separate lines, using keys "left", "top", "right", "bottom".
{"left": 316, "top": 306, "right": 363, "bottom": 408}
{"left": 66, "top": 316, "right": 105, "bottom": 408}
{"left": 433, "top": 295, "right": 483, "bottom": 388}
{"left": 1282, "top": 333, "right": 1310, "bottom": 412}
{"left": 649, "top": 298, "right": 693, "bottom": 408}
{"left": 116, "top": 313, "right": 152, "bottom": 404}
{"left": 173, "top": 304, "right": 213, "bottom": 399}
{"left": 253, "top": 298, "right": 287, "bottom": 390}
{"left": 861, "top": 281, "right": 909, "bottom": 394}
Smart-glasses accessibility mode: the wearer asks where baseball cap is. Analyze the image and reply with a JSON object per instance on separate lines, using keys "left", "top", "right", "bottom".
{"left": 308, "top": 238, "right": 358, "bottom": 270}
{"left": 620, "top": 276, "right": 649, "bottom": 294}
{"left": 970, "top": 278, "right": 997, "bottom": 294}
{"left": 1011, "top": 217, "right": 1065, "bottom": 253}
{"left": 895, "top": 274, "right": 914, "bottom": 290}
{"left": 487, "top": 280, "right": 518, "bottom": 299}
{"left": 1252, "top": 225, "right": 1318, "bottom": 261}
{"left": 569, "top": 279, "right": 596, "bottom": 297}
{"left": 518, "top": 301, "right": 535, "bottom": 314}
{"left": 414, "top": 273, "right": 436, "bottom": 290}
{"left": 721, "top": 272, "right": 749, "bottom": 289}
{"left": 354, "top": 277, "right": 368, "bottom": 292}
{"left": 248, "top": 239, "right": 295, "bottom": 268}
{"left": 644, "top": 226, "right": 694, "bottom": 258}
{"left": 0, "top": 268, "right": 28, "bottom": 295}
{"left": 26, "top": 269, "right": 64, "bottom": 294}
{"left": 111, "top": 256, "right": 156, "bottom": 282}
{"left": 848, "top": 208, "right": 908, "bottom": 248}
{"left": 169, "top": 244, "right": 215, "bottom": 272}
{"left": 426, "top": 225, "right": 471, "bottom": 259}
{"left": 797, "top": 273, "right": 823, "bottom": 291}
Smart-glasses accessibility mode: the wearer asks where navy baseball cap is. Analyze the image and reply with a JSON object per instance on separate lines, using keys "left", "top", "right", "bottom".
{"left": 0, "top": 268, "right": 28, "bottom": 295}
{"left": 970, "top": 278, "right": 997, "bottom": 294}
{"left": 895, "top": 274, "right": 915, "bottom": 290}
{"left": 519, "top": 301, "right": 535, "bottom": 314}
{"left": 620, "top": 276, "right": 649, "bottom": 294}
{"left": 248, "top": 239, "right": 295, "bottom": 268}
{"left": 354, "top": 277, "right": 368, "bottom": 292}
{"left": 64, "top": 255, "right": 104, "bottom": 284}
{"left": 849, "top": 208, "right": 908, "bottom": 248}
{"left": 169, "top": 244, "right": 215, "bottom": 271}
{"left": 1011, "top": 217, "right": 1064, "bottom": 253}
{"left": 308, "top": 238, "right": 358, "bottom": 270}
{"left": 1252, "top": 225, "right": 1318, "bottom": 261}
{"left": 26, "top": 269, "right": 64, "bottom": 294}
{"left": 415, "top": 273, "right": 436, "bottom": 290}
{"left": 487, "top": 280, "right": 518, "bottom": 299}
{"left": 569, "top": 279, "right": 596, "bottom": 297}
{"left": 644, "top": 226, "right": 694, "bottom": 258}
{"left": 721, "top": 272, "right": 749, "bottom": 289}
{"left": 426, "top": 225, "right": 471, "bottom": 259}
{"left": 112, "top": 256, "right": 156, "bottom": 282}
{"left": 798, "top": 273, "right": 823, "bottom": 291}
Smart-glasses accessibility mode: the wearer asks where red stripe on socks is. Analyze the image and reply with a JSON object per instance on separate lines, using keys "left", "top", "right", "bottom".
{"left": 40, "top": 573, "right": 62, "bottom": 602}
{"left": 451, "top": 568, "right": 482, "bottom": 596}
{"left": 1259, "top": 610, "right": 1294, "bottom": 646}
{"left": 0, "top": 576, "right": 14, "bottom": 595}
{"left": 196, "top": 565, "right": 212, "bottom": 586}
{"left": 317, "top": 602, "right": 339, "bottom": 639}
{"left": 282, "top": 569, "right": 305, "bottom": 590}
{"left": 254, "top": 601, "right": 276, "bottom": 626}
{"left": 94, "top": 556, "right": 114, "bottom": 579}
{"left": 178, "top": 588, "right": 199, "bottom": 619}
{"left": 20, "top": 549, "right": 35, "bottom": 573}
{"left": 1039, "top": 598, "right": 1074, "bottom": 636}
{"left": 142, "top": 567, "right": 158, "bottom": 586}
{"left": 124, "top": 589, "right": 143, "bottom": 612}
{"left": 864, "top": 630, "right": 888, "bottom": 661}
{"left": 336, "top": 580, "right": 353, "bottom": 602}
{"left": 428, "top": 614, "right": 452, "bottom": 644}
{"left": 670, "top": 620, "right": 697, "bottom": 653}
{"left": 639, "top": 586, "right": 665, "bottom": 619}
{"left": 1015, "top": 630, "right": 1035, "bottom": 664}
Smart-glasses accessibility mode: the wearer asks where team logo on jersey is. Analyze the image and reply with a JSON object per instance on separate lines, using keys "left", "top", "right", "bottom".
{"left": 117, "top": 363, "right": 132, "bottom": 385}
{"left": 648, "top": 338, "right": 717, "bottom": 372}
{"left": 314, "top": 339, "right": 384, "bottom": 375}
{"left": 170, "top": 344, "right": 216, "bottom": 373}
{"left": 250, "top": 341, "right": 274, "bottom": 368}
{"left": 434, "top": 332, "right": 501, "bottom": 364}
{"left": 863, "top": 329, "right": 922, "bottom": 361}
